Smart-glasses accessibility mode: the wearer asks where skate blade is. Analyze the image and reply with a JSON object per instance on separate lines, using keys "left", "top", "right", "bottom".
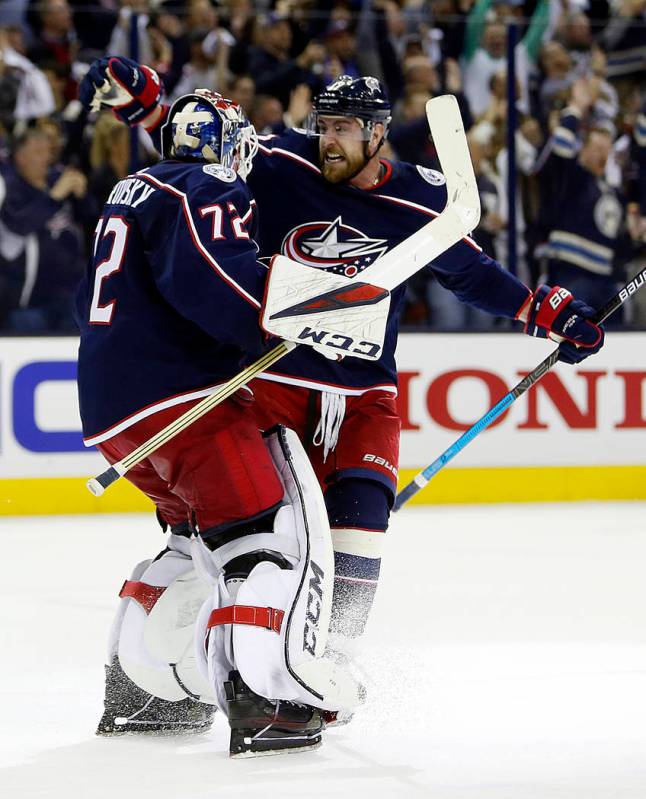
{"left": 97, "top": 718, "right": 214, "bottom": 737}
{"left": 230, "top": 740, "right": 322, "bottom": 759}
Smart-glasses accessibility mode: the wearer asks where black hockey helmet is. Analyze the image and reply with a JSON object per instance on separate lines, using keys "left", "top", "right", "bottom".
{"left": 308, "top": 75, "right": 392, "bottom": 142}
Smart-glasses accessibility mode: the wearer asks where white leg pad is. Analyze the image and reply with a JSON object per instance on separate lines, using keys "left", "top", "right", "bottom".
{"left": 105, "top": 557, "right": 151, "bottom": 666}
{"left": 117, "top": 534, "right": 215, "bottom": 703}
{"left": 195, "top": 427, "right": 364, "bottom": 713}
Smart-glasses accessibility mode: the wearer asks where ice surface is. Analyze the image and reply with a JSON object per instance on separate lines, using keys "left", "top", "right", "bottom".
{"left": 1, "top": 503, "right": 646, "bottom": 798}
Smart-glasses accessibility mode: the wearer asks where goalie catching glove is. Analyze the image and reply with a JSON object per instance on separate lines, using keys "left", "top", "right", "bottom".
{"left": 79, "top": 56, "right": 163, "bottom": 128}
{"left": 522, "top": 285, "right": 604, "bottom": 364}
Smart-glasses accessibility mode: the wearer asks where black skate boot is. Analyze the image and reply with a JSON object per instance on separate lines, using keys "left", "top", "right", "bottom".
{"left": 224, "top": 671, "right": 324, "bottom": 757}
{"left": 96, "top": 657, "right": 216, "bottom": 735}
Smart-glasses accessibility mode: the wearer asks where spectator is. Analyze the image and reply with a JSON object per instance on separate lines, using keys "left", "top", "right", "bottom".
{"left": 28, "top": 0, "right": 78, "bottom": 100}
{"left": 323, "top": 19, "right": 360, "bottom": 80}
{"left": 185, "top": 0, "right": 218, "bottom": 32}
{"left": 598, "top": 0, "right": 646, "bottom": 83}
{"left": 537, "top": 40, "right": 575, "bottom": 121}
{"left": 69, "top": 0, "right": 118, "bottom": 55}
{"left": 537, "top": 41, "right": 618, "bottom": 130}
{"left": 170, "top": 28, "right": 225, "bottom": 100}
{"left": 537, "top": 79, "right": 635, "bottom": 312}
{"left": 0, "top": 32, "right": 21, "bottom": 134}
{"left": 228, "top": 73, "right": 255, "bottom": 116}
{"left": 389, "top": 56, "right": 471, "bottom": 166}
{"left": 462, "top": 0, "right": 560, "bottom": 119}
{"left": 463, "top": 19, "right": 509, "bottom": 117}
{"left": 249, "top": 92, "right": 284, "bottom": 135}
{"left": 247, "top": 12, "right": 324, "bottom": 107}
{"left": 220, "top": 0, "right": 256, "bottom": 76}
{"left": 0, "top": 127, "right": 94, "bottom": 331}
{"left": 3, "top": 0, "right": 646, "bottom": 333}
{"left": 107, "top": 1, "right": 154, "bottom": 67}
{"left": 426, "top": 0, "right": 473, "bottom": 62}
{"left": 0, "top": 26, "right": 55, "bottom": 122}
{"left": 87, "top": 110, "right": 130, "bottom": 206}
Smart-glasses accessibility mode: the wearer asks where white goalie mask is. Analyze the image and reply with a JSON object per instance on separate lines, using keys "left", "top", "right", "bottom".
{"left": 161, "top": 89, "right": 258, "bottom": 180}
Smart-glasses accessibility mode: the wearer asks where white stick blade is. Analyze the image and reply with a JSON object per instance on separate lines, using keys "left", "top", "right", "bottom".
{"left": 357, "top": 94, "right": 480, "bottom": 292}
{"left": 426, "top": 95, "right": 481, "bottom": 232}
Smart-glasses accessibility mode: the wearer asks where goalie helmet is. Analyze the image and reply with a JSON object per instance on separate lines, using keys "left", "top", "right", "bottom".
{"left": 307, "top": 75, "right": 392, "bottom": 142}
{"left": 161, "top": 89, "right": 258, "bottom": 179}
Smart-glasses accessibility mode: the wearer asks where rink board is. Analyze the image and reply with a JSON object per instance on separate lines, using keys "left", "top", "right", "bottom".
{"left": 0, "top": 334, "right": 644, "bottom": 515}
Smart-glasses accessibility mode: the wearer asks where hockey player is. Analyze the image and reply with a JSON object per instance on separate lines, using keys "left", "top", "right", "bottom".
{"left": 76, "top": 86, "right": 363, "bottom": 756}
{"left": 79, "top": 58, "right": 605, "bottom": 696}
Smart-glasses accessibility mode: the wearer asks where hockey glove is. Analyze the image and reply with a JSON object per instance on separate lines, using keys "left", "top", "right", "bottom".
{"left": 524, "top": 285, "right": 604, "bottom": 364}
{"left": 79, "top": 56, "right": 162, "bottom": 127}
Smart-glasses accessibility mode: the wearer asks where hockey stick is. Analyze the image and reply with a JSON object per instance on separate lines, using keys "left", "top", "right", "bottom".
{"left": 393, "top": 265, "right": 646, "bottom": 511}
{"left": 86, "top": 95, "right": 479, "bottom": 496}
{"left": 86, "top": 341, "right": 295, "bottom": 496}
{"left": 359, "top": 95, "right": 480, "bottom": 291}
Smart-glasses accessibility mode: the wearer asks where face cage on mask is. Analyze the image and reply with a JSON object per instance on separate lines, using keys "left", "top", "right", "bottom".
{"left": 236, "top": 123, "right": 259, "bottom": 181}
{"left": 202, "top": 116, "right": 258, "bottom": 181}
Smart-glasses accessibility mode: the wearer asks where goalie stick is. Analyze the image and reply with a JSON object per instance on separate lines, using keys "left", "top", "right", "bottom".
{"left": 393, "top": 264, "right": 646, "bottom": 511}
{"left": 86, "top": 95, "right": 479, "bottom": 496}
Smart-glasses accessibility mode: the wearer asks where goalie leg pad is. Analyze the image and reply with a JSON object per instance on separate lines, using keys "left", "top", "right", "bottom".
{"left": 117, "top": 533, "right": 215, "bottom": 703}
{"left": 195, "top": 426, "right": 363, "bottom": 713}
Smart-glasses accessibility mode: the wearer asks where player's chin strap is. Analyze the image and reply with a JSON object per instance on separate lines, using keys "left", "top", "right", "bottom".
{"left": 312, "top": 392, "right": 346, "bottom": 462}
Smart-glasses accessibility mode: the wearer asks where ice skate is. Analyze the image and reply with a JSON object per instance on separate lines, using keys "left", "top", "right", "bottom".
{"left": 224, "top": 671, "right": 323, "bottom": 758}
{"left": 96, "top": 657, "right": 216, "bottom": 735}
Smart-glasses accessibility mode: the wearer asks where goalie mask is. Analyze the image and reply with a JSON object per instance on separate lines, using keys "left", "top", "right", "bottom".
{"left": 306, "top": 75, "right": 392, "bottom": 145}
{"left": 161, "top": 89, "right": 258, "bottom": 180}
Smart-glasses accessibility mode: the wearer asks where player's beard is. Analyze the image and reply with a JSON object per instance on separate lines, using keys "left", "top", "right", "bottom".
{"left": 319, "top": 143, "right": 367, "bottom": 183}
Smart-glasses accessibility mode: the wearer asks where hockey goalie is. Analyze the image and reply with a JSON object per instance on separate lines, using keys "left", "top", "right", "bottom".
{"left": 75, "top": 86, "right": 386, "bottom": 756}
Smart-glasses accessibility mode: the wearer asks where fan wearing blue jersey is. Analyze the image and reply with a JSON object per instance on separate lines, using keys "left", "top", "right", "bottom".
{"left": 80, "top": 60, "right": 606, "bottom": 683}
{"left": 77, "top": 83, "right": 366, "bottom": 758}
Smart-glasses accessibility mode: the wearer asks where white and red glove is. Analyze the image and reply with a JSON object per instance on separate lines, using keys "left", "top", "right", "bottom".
{"left": 79, "top": 56, "right": 163, "bottom": 128}
{"left": 521, "top": 285, "right": 604, "bottom": 364}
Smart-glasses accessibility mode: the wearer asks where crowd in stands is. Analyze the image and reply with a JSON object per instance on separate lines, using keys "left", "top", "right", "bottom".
{"left": 1, "top": 0, "right": 646, "bottom": 333}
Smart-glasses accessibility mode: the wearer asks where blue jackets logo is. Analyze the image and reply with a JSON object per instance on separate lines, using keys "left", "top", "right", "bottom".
{"left": 282, "top": 216, "right": 388, "bottom": 277}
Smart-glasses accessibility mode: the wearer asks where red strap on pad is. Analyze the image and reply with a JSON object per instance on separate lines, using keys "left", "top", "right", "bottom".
{"left": 207, "top": 605, "right": 284, "bottom": 634}
{"left": 119, "top": 580, "right": 166, "bottom": 614}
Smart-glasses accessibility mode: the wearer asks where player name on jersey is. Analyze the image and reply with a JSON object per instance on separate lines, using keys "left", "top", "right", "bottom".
{"left": 106, "top": 176, "right": 156, "bottom": 209}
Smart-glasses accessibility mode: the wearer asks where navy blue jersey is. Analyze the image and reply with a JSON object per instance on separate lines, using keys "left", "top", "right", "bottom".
{"left": 542, "top": 109, "right": 625, "bottom": 278}
{"left": 76, "top": 160, "right": 267, "bottom": 445}
{"left": 0, "top": 165, "right": 93, "bottom": 313}
{"left": 247, "top": 129, "right": 530, "bottom": 394}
